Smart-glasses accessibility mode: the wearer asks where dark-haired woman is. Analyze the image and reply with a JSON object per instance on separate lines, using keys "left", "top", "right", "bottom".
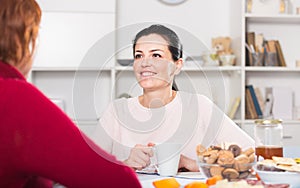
{"left": 92, "top": 24, "right": 254, "bottom": 172}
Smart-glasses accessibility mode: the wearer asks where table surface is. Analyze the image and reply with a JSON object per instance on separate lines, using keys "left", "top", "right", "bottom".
{"left": 137, "top": 147, "right": 300, "bottom": 188}
{"left": 138, "top": 172, "right": 207, "bottom": 188}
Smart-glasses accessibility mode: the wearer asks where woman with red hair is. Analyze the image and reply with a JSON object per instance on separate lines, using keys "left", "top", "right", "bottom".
{"left": 0, "top": 0, "right": 141, "bottom": 187}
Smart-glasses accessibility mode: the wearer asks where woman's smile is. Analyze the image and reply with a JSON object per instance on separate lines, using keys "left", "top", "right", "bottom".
{"left": 140, "top": 71, "right": 157, "bottom": 78}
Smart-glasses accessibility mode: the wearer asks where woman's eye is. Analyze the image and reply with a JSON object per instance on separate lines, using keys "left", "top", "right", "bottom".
{"left": 134, "top": 54, "right": 142, "bottom": 59}
{"left": 152, "top": 53, "right": 162, "bottom": 58}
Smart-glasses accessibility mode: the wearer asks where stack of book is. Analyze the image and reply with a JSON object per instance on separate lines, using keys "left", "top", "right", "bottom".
{"left": 246, "top": 32, "right": 286, "bottom": 67}
{"left": 245, "top": 85, "right": 264, "bottom": 119}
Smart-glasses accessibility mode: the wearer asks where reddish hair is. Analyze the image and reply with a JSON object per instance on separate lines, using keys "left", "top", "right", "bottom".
{"left": 0, "top": 0, "right": 41, "bottom": 68}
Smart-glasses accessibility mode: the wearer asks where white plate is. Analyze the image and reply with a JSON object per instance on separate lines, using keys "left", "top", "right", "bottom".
{"left": 256, "top": 170, "right": 300, "bottom": 188}
{"left": 175, "top": 172, "right": 206, "bottom": 180}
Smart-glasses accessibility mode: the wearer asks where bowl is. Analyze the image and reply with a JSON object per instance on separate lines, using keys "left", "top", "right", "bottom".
{"left": 117, "top": 59, "right": 133, "bottom": 66}
{"left": 219, "top": 54, "right": 236, "bottom": 66}
{"left": 197, "top": 145, "right": 256, "bottom": 181}
{"left": 255, "top": 168, "right": 300, "bottom": 187}
{"left": 198, "top": 161, "right": 255, "bottom": 181}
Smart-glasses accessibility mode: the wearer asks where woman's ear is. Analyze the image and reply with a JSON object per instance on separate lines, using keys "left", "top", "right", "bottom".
{"left": 174, "top": 58, "right": 183, "bottom": 75}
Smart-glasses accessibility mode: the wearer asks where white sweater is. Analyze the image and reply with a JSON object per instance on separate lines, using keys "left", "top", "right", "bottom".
{"left": 92, "top": 91, "right": 254, "bottom": 161}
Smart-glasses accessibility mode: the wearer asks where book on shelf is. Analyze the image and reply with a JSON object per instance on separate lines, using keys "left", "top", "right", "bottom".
{"left": 266, "top": 40, "right": 279, "bottom": 66}
{"left": 246, "top": 32, "right": 265, "bottom": 66}
{"left": 266, "top": 40, "right": 286, "bottom": 67}
{"left": 255, "top": 33, "right": 264, "bottom": 53}
{"left": 245, "top": 87, "right": 258, "bottom": 119}
{"left": 274, "top": 40, "right": 286, "bottom": 67}
{"left": 267, "top": 40, "right": 277, "bottom": 53}
{"left": 246, "top": 32, "right": 256, "bottom": 66}
{"left": 246, "top": 85, "right": 263, "bottom": 119}
{"left": 254, "top": 87, "right": 265, "bottom": 113}
{"left": 228, "top": 97, "right": 241, "bottom": 119}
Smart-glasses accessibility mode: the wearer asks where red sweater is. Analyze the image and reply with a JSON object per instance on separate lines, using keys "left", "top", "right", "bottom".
{"left": 0, "top": 61, "right": 141, "bottom": 188}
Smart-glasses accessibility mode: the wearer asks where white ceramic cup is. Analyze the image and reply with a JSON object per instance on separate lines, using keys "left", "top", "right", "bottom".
{"left": 154, "top": 143, "right": 182, "bottom": 176}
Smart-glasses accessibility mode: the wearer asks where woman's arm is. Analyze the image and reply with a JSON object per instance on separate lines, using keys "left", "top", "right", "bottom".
{"left": 124, "top": 144, "right": 153, "bottom": 170}
{"left": 178, "top": 155, "right": 199, "bottom": 172}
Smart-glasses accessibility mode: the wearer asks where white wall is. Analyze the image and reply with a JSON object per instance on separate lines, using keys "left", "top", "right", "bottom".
{"left": 116, "top": 0, "right": 242, "bottom": 60}
{"left": 34, "top": 0, "right": 116, "bottom": 68}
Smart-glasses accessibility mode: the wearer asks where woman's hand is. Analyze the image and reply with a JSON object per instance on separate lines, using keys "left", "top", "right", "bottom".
{"left": 124, "top": 144, "right": 154, "bottom": 170}
{"left": 178, "top": 154, "right": 199, "bottom": 172}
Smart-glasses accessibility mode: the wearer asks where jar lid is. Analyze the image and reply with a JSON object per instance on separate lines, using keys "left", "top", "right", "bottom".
{"left": 254, "top": 119, "right": 283, "bottom": 125}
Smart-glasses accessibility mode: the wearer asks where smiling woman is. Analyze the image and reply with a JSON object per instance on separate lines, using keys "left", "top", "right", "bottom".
{"left": 91, "top": 24, "right": 254, "bottom": 175}
{"left": 133, "top": 33, "right": 182, "bottom": 98}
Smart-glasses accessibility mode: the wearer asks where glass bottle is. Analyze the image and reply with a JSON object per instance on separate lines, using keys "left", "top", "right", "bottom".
{"left": 254, "top": 119, "right": 283, "bottom": 160}
{"left": 246, "top": 0, "right": 253, "bottom": 13}
{"left": 280, "top": 0, "right": 289, "bottom": 14}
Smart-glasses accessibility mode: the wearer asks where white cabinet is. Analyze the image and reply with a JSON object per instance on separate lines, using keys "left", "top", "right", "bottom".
{"left": 282, "top": 123, "right": 300, "bottom": 146}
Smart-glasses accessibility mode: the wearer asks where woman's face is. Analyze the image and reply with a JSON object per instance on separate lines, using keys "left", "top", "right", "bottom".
{"left": 133, "top": 34, "right": 182, "bottom": 91}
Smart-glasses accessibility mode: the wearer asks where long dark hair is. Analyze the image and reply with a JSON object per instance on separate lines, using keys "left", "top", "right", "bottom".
{"left": 132, "top": 24, "right": 182, "bottom": 91}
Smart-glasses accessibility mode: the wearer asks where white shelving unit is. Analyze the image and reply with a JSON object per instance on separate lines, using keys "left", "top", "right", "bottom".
{"left": 240, "top": 0, "right": 300, "bottom": 146}
{"left": 29, "top": 1, "right": 243, "bottom": 137}
{"left": 29, "top": 1, "right": 300, "bottom": 143}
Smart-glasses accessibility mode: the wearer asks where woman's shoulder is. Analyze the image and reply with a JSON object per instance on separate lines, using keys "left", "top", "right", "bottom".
{"left": 1, "top": 78, "right": 42, "bottom": 97}
{"left": 0, "top": 79, "right": 52, "bottom": 114}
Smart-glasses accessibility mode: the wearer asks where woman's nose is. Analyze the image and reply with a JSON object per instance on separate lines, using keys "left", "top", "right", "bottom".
{"left": 141, "top": 58, "right": 152, "bottom": 67}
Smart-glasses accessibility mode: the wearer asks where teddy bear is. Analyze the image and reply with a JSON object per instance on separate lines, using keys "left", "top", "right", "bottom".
{"left": 211, "top": 36, "right": 233, "bottom": 57}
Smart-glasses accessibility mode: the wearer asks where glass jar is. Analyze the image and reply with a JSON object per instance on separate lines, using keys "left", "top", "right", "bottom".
{"left": 254, "top": 119, "right": 283, "bottom": 160}
{"left": 279, "top": 0, "right": 289, "bottom": 14}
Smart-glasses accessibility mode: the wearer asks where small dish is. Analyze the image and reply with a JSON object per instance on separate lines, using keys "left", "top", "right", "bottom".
{"left": 255, "top": 168, "right": 300, "bottom": 187}
{"left": 117, "top": 59, "right": 133, "bottom": 66}
{"left": 219, "top": 54, "right": 236, "bottom": 66}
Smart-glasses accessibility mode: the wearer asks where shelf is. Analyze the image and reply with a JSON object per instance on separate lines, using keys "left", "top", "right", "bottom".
{"left": 244, "top": 119, "right": 300, "bottom": 125}
{"left": 31, "top": 66, "right": 112, "bottom": 71}
{"left": 245, "top": 13, "right": 300, "bottom": 23}
{"left": 182, "top": 66, "right": 242, "bottom": 72}
{"left": 245, "top": 67, "right": 300, "bottom": 72}
{"left": 115, "top": 66, "right": 242, "bottom": 72}
{"left": 115, "top": 66, "right": 133, "bottom": 71}
{"left": 233, "top": 119, "right": 242, "bottom": 124}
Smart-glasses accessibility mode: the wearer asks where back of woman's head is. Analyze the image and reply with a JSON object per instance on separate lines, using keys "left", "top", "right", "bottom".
{"left": 133, "top": 24, "right": 183, "bottom": 61}
{"left": 0, "top": 0, "right": 41, "bottom": 66}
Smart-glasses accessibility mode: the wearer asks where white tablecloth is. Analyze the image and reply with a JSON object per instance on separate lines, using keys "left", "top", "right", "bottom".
{"left": 138, "top": 172, "right": 206, "bottom": 188}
